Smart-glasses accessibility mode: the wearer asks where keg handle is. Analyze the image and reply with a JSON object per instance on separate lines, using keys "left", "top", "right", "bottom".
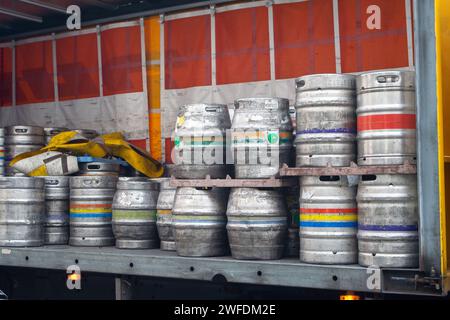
{"left": 45, "top": 179, "right": 60, "bottom": 186}
{"left": 15, "top": 128, "right": 29, "bottom": 134}
{"left": 87, "top": 164, "right": 101, "bottom": 170}
{"left": 376, "top": 75, "right": 400, "bottom": 83}
{"left": 296, "top": 80, "right": 306, "bottom": 88}
{"left": 205, "top": 106, "right": 219, "bottom": 112}
{"left": 83, "top": 179, "right": 100, "bottom": 186}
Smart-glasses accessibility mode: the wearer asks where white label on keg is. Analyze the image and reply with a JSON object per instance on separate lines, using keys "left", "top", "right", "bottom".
{"left": 1, "top": 249, "right": 11, "bottom": 255}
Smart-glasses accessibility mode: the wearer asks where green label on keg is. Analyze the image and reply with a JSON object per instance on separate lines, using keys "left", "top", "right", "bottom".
{"left": 112, "top": 210, "right": 157, "bottom": 220}
{"left": 174, "top": 137, "right": 180, "bottom": 147}
{"left": 267, "top": 131, "right": 279, "bottom": 144}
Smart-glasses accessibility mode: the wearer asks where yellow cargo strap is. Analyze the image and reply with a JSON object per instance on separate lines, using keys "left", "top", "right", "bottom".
{"left": 10, "top": 131, "right": 164, "bottom": 178}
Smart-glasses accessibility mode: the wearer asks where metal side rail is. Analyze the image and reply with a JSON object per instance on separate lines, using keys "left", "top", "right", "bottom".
{"left": 169, "top": 175, "right": 297, "bottom": 188}
{"left": 279, "top": 162, "right": 417, "bottom": 177}
{"left": 0, "top": 246, "right": 444, "bottom": 296}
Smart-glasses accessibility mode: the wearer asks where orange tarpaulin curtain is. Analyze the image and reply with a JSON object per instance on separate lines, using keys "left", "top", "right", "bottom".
{"left": 339, "top": 0, "right": 410, "bottom": 73}
{"left": 165, "top": 15, "right": 212, "bottom": 89}
{"left": 101, "top": 25, "right": 143, "bottom": 96}
{"left": 0, "top": 47, "right": 12, "bottom": 107}
{"left": 15, "top": 41, "right": 54, "bottom": 105}
{"left": 56, "top": 32, "right": 100, "bottom": 101}
{"left": 273, "top": 0, "right": 336, "bottom": 79}
{"left": 215, "top": 6, "right": 270, "bottom": 84}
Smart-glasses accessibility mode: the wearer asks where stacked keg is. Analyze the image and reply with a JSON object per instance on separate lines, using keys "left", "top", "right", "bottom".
{"left": 173, "top": 103, "right": 231, "bottom": 179}
{"left": 44, "top": 127, "right": 69, "bottom": 145}
{"left": 295, "top": 74, "right": 358, "bottom": 264}
{"left": 227, "top": 188, "right": 287, "bottom": 260}
{"left": 156, "top": 178, "right": 177, "bottom": 251}
{"left": 5, "top": 126, "right": 45, "bottom": 176}
{"left": 231, "top": 98, "right": 293, "bottom": 178}
{"left": 112, "top": 177, "right": 159, "bottom": 249}
{"left": 42, "top": 176, "right": 70, "bottom": 245}
{"left": 0, "top": 177, "right": 45, "bottom": 247}
{"left": 0, "top": 128, "right": 4, "bottom": 176}
{"left": 226, "top": 98, "right": 291, "bottom": 260}
{"left": 172, "top": 187, "right": 229, "bottom": 257}
{"left": 356, "top": 70, "right": 418, "bottom": 268}
{"left": 78, "top": 162, "right": 120, "bottom": 176}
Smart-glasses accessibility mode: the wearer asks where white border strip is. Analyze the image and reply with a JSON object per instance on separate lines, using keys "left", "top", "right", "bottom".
{"left": 140, "top": 18, "right": 151, "bottom": 152}
{"left": 268, "top": 2, "right": 276, "bottom": 82}
{"left": 16, "top": 34, "right": 53, "bottom": 45}
{"left": 165, "top": 9, "right": 210, "bottom": 21}
{"left": 215, "top": 1, "right": 267, "bottom": 13}
{"left": 210, "top": 6, "right": 217, "bottom": 87}
{"left": 333, "top": 0, "right": 342, "bottom": 73}
{"left": 96, "top": 25, "right": 104, "bottom": 97}
{"left": 0, "top": 42, "right": 13, "bottom": 48}
{"left": 55, "top": 27, "right": 97, "bottom": 40}
{"left": 51, "top": 33, "right": 59, "bottom": 103}
{"left": 273, "top": 0, "right": 307, "bottom": 4}
{"left": 100, "top": 20, "right": 140, "bottom": 32}
{"left": 405, "top": 0, "right": 414, "bottom": 67}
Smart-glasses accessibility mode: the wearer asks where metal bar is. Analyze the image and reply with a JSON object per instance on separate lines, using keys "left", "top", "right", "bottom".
{"left": 413, "top": 0, "right": 443, "bottom": 275}
{"left": 0, "top": 0, "right": 237, "bottom": 41}
{"left": 0, "top": 246, "right": 378, "bottom": 293}
{"left": 279, "top": 162, "right": 417, "bottom": 176}
{"left": 0, "top": 6, "right": 43, "bottom": 23}
{"left": 81, "top": 0, "right": 117, "bottom": 10}
{"left": 169, "top": 176, "right": 297, "bottom": 188}
{"left": 332, "top": 0, "right": 342, "bottom": 73}
{"left": 17, "top": 0, "right": 66, "bottom": 14}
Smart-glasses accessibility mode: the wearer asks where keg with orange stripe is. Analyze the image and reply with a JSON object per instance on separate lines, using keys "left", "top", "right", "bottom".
{"left": 299, "top": 176, "right": 358, "bottom": 264}
{"left": 356, "top": 71, "right": 417, "bottom": 165}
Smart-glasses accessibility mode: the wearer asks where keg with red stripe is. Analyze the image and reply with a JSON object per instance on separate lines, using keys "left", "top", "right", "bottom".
{"left": 356, "top": 71, "right": 416, "bottom": 165}
{"left": 299, "top": 176, "right": 358, "bottom": 265}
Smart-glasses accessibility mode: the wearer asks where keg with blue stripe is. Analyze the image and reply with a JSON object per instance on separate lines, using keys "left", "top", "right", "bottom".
{"left": 226, "top": 188, "right": 288, "bottom": 260}
{"left": 112, "top": 177, "right": 159, "bottom": 249}
{"left": 0, "top": 128, "right": 4, "bottom": 176}
{"left": 173, "top": 187, "right": 229, "bottom": 257}
{"left": 173, "top": 104, "right": 231, "bottom": 179}
{"left": 69, "top": 176, "right": 118, "bottom": 246}
{"left": 231, "top": 98, "right": 293, "bottom": 178}
{"left": 295, "top": 74, "right": 356, "bottom": 167}
{"left": 299, "top": 176, "right": 358, "bottom": 264}
{"left": 357, "top": 174, "right": 418, "bottom": 268}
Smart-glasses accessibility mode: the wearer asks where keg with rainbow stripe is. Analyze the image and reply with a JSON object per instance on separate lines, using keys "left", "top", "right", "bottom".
{"left": 0, "top": 128, "right": 4, "bottom": 176}
{"left": 356, "top": 70, "right": 416, "bottom": 166}
{"left": 299, "top": 176, "right": 358, "bottom": 265}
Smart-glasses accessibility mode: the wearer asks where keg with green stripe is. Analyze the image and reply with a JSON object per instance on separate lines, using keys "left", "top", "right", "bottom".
{"left": 69, "top": 176, "right": 117, "bottom": 247}
{"left": 112, "top": 177, "right": 159, "bottom": 249}
{"left": 173, "top": 187, "right": 229, "bottom": 257}
{"left": 227, "top": 188, "right": 288, "bottom": 260}
{"left": 299, "top": 176, "right": 358, "bottom": 265}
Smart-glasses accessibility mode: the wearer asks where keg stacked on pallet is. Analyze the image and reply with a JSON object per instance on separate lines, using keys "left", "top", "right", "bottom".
{"left": 227, "top": 98, "right": 292, "bottom": 260}
{"left": 41, "top": 176, "right": 70, "bottom": 245}
{"left": 295, "top": 74, "right": 359, "bottom": 265}
{"left": 5, "top": 126, "right": 45, "bottom": 176}
{"left": 112, "top": 177, "right": 160, "bottom": 249}
{"left": 356, "top": 70, "right": 418, "bottom": 268}
{"left": 0, "top": 177, "right": 46, "bottom": 247}
{"left": 172, "top": 104, "right": 231, "bottom": 257}
{"left": 284, "top": 186, "right": 300, "bottom": 257}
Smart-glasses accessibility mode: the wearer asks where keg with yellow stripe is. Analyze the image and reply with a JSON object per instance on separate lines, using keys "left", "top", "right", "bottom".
{"left": 299, "top": 176, "right": 358, "bottom": 264}
{"left": 112, "top": 177, "right": 159, "bottom": 249}
{"left": 156, "top": 178, "right": 177, "bottom": 251}
{"left": 69, "top": 176, "right": 117, "bottom": 247}
{"left": 173, "top": 187, "right": 229, "bottom": 257}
